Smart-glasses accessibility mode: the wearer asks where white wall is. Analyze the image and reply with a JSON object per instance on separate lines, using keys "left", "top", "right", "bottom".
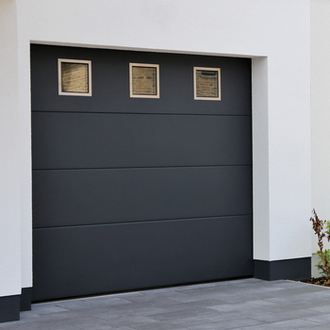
{"left": 0, "top": 0, "right": 22, "bottom": 297}
{"left": 1, "top": 0, "right": 312, "bottom": 298}
{"left": 16, "top": 3, "right": 32, "bottom": 291}
{"left": 311, "top": 0, "right": 330, "bottom": 252}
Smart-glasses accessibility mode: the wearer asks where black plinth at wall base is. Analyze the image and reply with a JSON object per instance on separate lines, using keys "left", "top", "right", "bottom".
{"left": 20, "top": 288, "right": 32, "bottom": 311}
{"left": 0, "top": 295, "right": 20, "bottom": 323}
{"left": 254, "top": 257, "right": 311, "bottom": 281}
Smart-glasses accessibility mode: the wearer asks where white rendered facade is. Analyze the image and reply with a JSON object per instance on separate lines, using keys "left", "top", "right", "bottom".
{"left": 311, "top": 0, "right": 330, "bottom": 250}
{"left": 0, "top": 0, "right": 314, "bottom": 320}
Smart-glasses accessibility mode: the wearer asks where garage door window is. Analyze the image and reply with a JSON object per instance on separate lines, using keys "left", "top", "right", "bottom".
{"left": 194, "top": 67, "right": 221, "bottom": 101}
{"left": 58, "top": 59, "right": 92, "bottom": 96}
{"left": 130, "top": 63, "right": 160, "bottom": 98}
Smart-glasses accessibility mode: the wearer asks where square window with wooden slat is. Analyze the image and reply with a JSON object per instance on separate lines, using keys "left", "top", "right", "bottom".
{"left": 58, "top": 59, "right": 92, "bottom": 96}
{"left": 194, "top": 67, "right": 221, "bottom": 101}
{"left": 130, "top": 63, "right": 160, "bottom": 98}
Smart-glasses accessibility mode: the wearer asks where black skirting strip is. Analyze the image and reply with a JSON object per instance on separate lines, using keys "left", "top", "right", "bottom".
{"left": 0, "top": 295, "right": 20, "bottom": 323}
{"left": 20, "top": 287, "right": 32, "bottom": 311}
{"left": 254, "top": 257, "right": 311, "bottom": 281}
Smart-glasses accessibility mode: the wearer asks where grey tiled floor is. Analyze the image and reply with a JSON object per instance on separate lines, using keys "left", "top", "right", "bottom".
{"left": 2, "top": 278, "right": 330, "bottom": 330}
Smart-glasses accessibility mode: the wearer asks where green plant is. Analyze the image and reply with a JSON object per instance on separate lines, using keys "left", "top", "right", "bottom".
{"left": 310, "top": 209, "right": 330, "bottom": 278}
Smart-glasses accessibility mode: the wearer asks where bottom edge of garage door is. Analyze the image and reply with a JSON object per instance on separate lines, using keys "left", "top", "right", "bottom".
{"left": 32, "top": 216, "right": 253, "bottom": 301}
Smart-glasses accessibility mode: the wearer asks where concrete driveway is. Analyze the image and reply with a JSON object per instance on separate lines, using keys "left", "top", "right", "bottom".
{"left": 1, "top": 278, "right": 330, "bottom": 330}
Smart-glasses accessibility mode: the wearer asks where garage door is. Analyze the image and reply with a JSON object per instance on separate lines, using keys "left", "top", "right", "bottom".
{"left": 31, "top": 45, "right": 252, "bottom": 301}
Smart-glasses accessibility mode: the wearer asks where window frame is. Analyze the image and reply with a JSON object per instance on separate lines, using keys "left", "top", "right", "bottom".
{"left": 129, "top": 63, "right": 160, "bottom": 99}
{"left": 193, "top": 67, "right": 221, "bottom": 101}
{"left": 58, "top": 58, "right": 92, "bottom": 96}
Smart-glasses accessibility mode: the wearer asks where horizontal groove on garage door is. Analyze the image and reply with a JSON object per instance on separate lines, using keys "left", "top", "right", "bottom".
{"left": 32, "top": 110, "right": 253, "bottom": 117}
{"left": 33, "top": 214, "right": 252, "bottom": 230}
{"left": 33, "top": 164, "right": 252, "bottom": 171}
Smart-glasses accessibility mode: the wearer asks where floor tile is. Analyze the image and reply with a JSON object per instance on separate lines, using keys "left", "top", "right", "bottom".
{"left": 1, "top": 279, "right": 330, "bottom": 330}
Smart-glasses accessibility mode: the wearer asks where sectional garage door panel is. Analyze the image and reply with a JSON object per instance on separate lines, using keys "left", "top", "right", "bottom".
{"left": 33, "top": 166, "right": 252, "bottom": 228}
{"left": 33, "top": 216, "right": 252, "bottom": 301}
{"left": 32, "top": 112, "right": 252, "bottom": 170}
{"left": 31, "top": 45, "right": 251, "bottom": 116}
{"left": 31, "top": 45, "right": 252, "bottom": 301}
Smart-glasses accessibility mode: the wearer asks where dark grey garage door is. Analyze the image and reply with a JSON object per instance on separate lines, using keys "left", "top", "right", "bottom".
{"left": 31, "top": 45, "right": 252, "bottom": 302}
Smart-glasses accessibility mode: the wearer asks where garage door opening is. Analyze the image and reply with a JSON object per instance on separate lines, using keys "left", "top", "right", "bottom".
{"left": 31, "top": 44, "right": 252, "bottom": 301}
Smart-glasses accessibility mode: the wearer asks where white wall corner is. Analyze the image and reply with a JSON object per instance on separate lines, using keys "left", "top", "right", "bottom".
{"left": 16, "top": 8, "right": 33, "bottom": 288}
{"left": 0, "top": 0, "right": 22, "bottom": 296}
{"left": 252, "top": 57, "right": 270, "bottom": 261}
{"left": 311, "top": 0, "right": 330, "bottom": 253}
